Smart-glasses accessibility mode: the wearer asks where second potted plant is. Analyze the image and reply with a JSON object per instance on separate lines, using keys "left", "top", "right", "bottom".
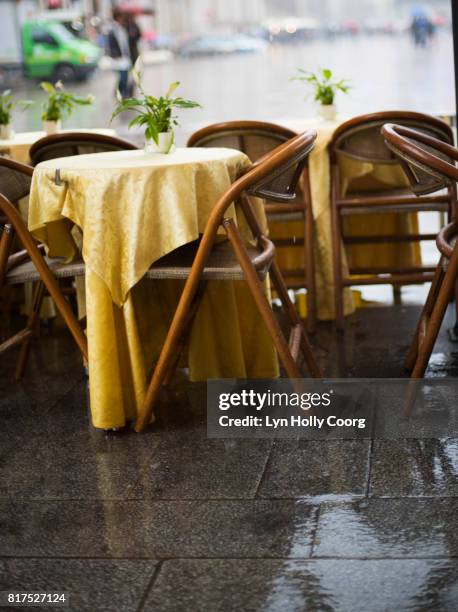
{"left": 0, "top": 90, "right": 33, "bottom": 140}
{"left": 111, "top": 63, "right": 201, "bottom": 154}
{"left": 41, "top": 81, "right": 94, "bottom": 135}
{"left": 291, "top": 68, "right": 350, "bottom": 121}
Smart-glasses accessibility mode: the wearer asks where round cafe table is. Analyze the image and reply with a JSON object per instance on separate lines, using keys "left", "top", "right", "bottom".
{"left": 29, "top": 147, "right": 279, "bottom": 429}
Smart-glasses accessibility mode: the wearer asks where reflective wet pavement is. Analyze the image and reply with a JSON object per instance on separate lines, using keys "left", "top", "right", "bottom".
{"left": 0, "top": 302, "right": 457, "bottom": 611}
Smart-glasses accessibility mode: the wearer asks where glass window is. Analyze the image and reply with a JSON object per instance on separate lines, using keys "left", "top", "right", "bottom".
{"left": 31, "top": 28, "right": 58, "bottom": 46}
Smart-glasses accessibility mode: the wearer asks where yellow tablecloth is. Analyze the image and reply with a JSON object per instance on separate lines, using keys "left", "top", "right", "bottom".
{"left": 29, "top": 147, "right": 279, "bottom": 429}
{"left": 275, "top": 117, "right": 421, "bottom": 320}
{"left": 0, "top": 129, "right": 117, "bottom": 164}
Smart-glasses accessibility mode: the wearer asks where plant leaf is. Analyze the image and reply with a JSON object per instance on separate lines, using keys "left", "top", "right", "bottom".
{"left": 40, "top": 81, "right": 55, "bottom": 94}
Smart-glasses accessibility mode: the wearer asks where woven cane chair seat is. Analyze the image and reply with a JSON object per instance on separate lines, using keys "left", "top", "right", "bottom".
{"left": 6, "top": 254, "right": 85, "bottom": 285}
{"left": 146, "top": 240, "right": 271, "bottom": 281}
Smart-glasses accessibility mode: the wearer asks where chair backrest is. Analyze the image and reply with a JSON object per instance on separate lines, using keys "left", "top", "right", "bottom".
{"left": 381, "top": 123, "right": 458, "bottom": 195}
{"left": 0, "top": 158, "right": 35, "bottom": 281}
{"left": 330, "top": 111, "right": 453, "bottom": 167}
{"left": 188, "top": 120, "right": 298, "bottom": 163}
{"left": 202, "top": 130, "right": 317, "bottom": 244}
{"left": 0, "top": 157, "right": 33, "bottom": 204}
{"left": 29, "top": 132, "right": 138, "bottom": 166}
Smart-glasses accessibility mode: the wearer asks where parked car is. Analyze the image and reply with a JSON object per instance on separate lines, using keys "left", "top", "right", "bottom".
{"left": 177, "top": 34, "right": 267, "bottom": 57}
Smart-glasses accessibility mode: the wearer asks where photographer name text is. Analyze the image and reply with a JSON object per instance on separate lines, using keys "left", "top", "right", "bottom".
{"left": 218, "top": 415, "right": 367, "bottom": 429}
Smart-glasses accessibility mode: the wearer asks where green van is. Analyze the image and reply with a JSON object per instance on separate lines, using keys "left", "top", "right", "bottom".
{"left": 22, "top": 20, "right": 101, "bottom": 81}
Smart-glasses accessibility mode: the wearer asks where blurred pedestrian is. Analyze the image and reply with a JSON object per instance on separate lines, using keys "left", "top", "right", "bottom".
{"left": 411, "top": 9, "right": 434, "bottom": 47}
{"left": 107, "top": 8, "right": 132, "bottom": 98}
{"left": 126, "top": 13, "right": 142, "bottom": 96}
{"left": 126, "top": 13, "right": 142, "bottom": 65}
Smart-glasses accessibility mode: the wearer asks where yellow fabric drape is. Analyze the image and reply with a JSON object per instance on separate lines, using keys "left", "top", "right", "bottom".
{"left": 29, "top": 147, "right": 279, "bottom": 429}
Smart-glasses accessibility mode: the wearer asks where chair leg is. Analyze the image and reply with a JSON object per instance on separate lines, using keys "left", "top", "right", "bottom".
{"left": 410, "top": 255, "right": 458, "bottom": 379}
{"left": 15, "top": 281, "right": 46, "bottom": 380}
{"left": 304, "top": 202, "right": 317, "bottom": 334}
{"left": 302, "top": 169, "right": 316, "bottom": 334}
{"left": 224, "top": 219, "right": 305, "bottom": 379}
{"left": 404, "top": 263, "right": 444, "bottom": 372}
{"left": 330, "top": 168, "right": 345, "bottom": 331}
{"left": 269, "top": 259, "right": 322, "bottom": 378}
{"left": 403, "top": 288, "right": 450, "bottom": 415}
{"left": 450, "top": 278, "right": 458, "bottom": 342}
{"left": 393, "top": 285, "right": 402, "bottom": 306}
{"left": 0, "top": 224, "right": 14, "bottom": 286}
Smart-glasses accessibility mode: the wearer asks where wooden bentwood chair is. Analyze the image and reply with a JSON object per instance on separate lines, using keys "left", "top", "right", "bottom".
{"left": 134, "top": 130, "right": 323, "bottom": 431}
{"left": 188, "top": 121, "right": 317, "bottom": 332}
{"left": 330, "top": 111, "right": 456, "bottom": 330}
{"left": 381, "top": 123, "right": 458, "bottom": 379}
{"left": 29, "top": 131, "right": 138, "bottom": 165}
{"left": 0, "top": 157, "right": 87, "bottom": 377}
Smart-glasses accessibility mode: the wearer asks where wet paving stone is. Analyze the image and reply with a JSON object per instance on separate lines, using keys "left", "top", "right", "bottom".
{"left": 0, "top": 558, "right": 157, "bottom": 612}
{"left": 313, "top": 498, "right": 458, "bottom": 558}
{"left": 0, "top": 500, "right": 317, "bottom": 559}
{"left": 143, "top": 558, "right": 458, "bottom": 612}
{"left": 0, "top": 381, "right": 162, "bottom": 501}
{"left": 370, "top": 439, "right": 458, "bottom": 497}
{"left": 257, "top": 439, "right": 370, "bottom": 500}
{"left": 131, "top": 437, "right": 273, "bottom": 500}
{"left": 0, "top": 381, "right": 87, "bottom": 451}
{"left": 0, "top": 332, "right": 85, "bottom": 451}
{"left": 0, "top": 440, "right": 155, "bottom": 501}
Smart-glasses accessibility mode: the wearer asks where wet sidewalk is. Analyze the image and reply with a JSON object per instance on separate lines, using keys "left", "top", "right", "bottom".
{"left": 0, "top": 304, "right": 457, "bottom": 611}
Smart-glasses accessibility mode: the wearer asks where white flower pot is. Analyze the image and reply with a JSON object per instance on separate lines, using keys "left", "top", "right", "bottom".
{"left": 0, "top": 124, "right": 13, "bottom": 139}
{"left": 144, "top": 131, "right": 175, "bottom": 154}
{"left": 43, "top": 120, "right": 61, "bottom": 135}
{"left": 318, "top": 104, "right": 337, "bottom": 121}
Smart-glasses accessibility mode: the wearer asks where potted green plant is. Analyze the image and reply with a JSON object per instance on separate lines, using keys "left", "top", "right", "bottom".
{"left": 290, "top": 68, "right": 350, "bottom": 121}
{"left": 111, "top": 64, "right": 201, "bottom": 154}
{"left": 0, "top": 90, "right": 33, "bottom": 140}
{"left": 41, "top": 81, "right": 94, "bottom": 135}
